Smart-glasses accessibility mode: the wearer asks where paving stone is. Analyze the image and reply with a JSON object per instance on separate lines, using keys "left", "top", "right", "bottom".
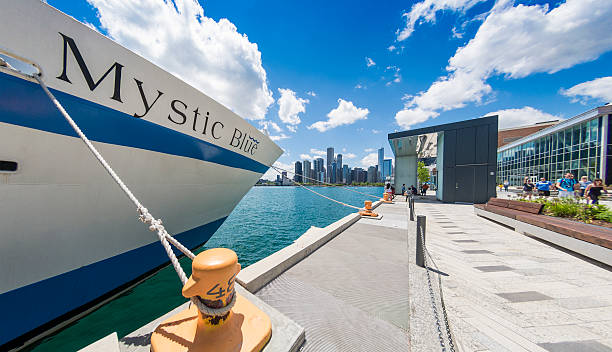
{"left": 462, "top": 250, "right": 493, "bottom": 254}
{"left": 521, "top": 311, "right": 583, "bottom": 327}
{"left": 496, "top": 291, "right": 553, "bottom": 303}
{"left": 525, "top": 324, "right": 601, "bottom": 343}
{"left": 556, "top": 297, "right": 610, "bottom": 310}
{"left": 475, "top": 265, "right": 514, "bottom": 272}
{"left": 538, "top": 340, "right": 612, "bottom": 352}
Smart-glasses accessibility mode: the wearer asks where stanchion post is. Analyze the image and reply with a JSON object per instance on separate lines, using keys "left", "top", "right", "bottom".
{"left": 416, "top": 215, "right": 426, "bottom": 268}
{"left": 409, "top": 196, "right": 415, "bottom": 221}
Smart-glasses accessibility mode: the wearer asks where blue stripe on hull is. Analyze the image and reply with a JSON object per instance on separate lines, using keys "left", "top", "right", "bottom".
{"left": 0, "top": 217, "right": 226, "bottom": 347}
{"left": 0, "top": 72, "right": 269, "bottom": 174}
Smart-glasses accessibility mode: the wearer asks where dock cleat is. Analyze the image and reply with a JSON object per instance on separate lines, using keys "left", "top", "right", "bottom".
{"left": 150, "top": 248, "right": 271, "bottom": 352}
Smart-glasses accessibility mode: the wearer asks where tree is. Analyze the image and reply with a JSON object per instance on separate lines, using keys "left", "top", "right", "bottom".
{"left": 417, "top": 161, "right": 430, "bottom": 184}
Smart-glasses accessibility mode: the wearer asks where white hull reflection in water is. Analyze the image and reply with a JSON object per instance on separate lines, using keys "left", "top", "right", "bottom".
{"left": 0, "top": 0, "right": 282, "bottom": 348}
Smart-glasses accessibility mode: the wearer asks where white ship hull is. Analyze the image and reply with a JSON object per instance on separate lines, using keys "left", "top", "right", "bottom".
{"left": 0, "top": 0, "right": 282, "bottom": 348}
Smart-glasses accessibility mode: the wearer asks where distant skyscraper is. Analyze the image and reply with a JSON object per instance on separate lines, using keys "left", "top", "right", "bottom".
{"left": 352, "top": 167, "right": 366, "bottom": 183}
{"left": 336, "top": 154, "right": 343, "bottom": 183}
{"left": 377, "top": 147, "right": 384, "bottom": 182}
{"left": 303, "top": 160, "right": 312, "bottom": 183}
{"left": 342, "top": 165, "right": 349, "bottom": 184}
{"left": 367, "top": 166, "right": 377, "bottom": 183}
{"left": 294, "top": 161, "right": 303, "bottom": 183}
{"left": 314, "top": 157, "right": 325, "bottom": 184}
{"left": 382, "top": 159, "right": 392, "bottom": 180}
{"left": 331, "top": 162, "right": 337, "bottom": 183}
{"left": 326, "top": 147, "right": 334, "bottom": 182}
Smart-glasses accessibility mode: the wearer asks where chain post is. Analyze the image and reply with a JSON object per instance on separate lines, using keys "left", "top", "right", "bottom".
{"left": 416, "top": 215, "right": 425, "bottom": 267}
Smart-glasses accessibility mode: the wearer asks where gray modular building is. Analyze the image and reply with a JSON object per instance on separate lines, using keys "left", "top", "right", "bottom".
{"left": 388, "top": 115, "right": 498, "bottom": 204}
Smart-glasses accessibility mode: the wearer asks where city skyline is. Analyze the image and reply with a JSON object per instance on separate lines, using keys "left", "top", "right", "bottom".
{"left": 262, "top": 145, "right": 393, "bottom": 184}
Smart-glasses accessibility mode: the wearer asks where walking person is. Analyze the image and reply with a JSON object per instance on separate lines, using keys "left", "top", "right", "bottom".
{"left": 421, "top": 183, "right": 429, "bottom": 196}
{"left": 385, "top": 183, "right": 393, "bottom": 200}
{"left": 585, "top": 178, "right": 607, "bottom": 204}
{"left": 523, "top": 177, "right": 535, "bottom": 200}
{"left": 556, "top": 173, "right": 576, "bottom": 199}
{"left": 579, "top": 176, "right": 592, "bottom": 198}
{"left": 536, "top": 177, "right": 552, "bottom": 197}
{"left": 503, "top": 180, "right": 509, "bottom": 192}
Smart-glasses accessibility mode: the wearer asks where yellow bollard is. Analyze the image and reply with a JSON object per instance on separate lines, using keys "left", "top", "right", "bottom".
{"left": 150, "top": 248, "right": 271, "bottom": 352}
{"left": 359, "top": 200, "right": 378, "bottom": 217}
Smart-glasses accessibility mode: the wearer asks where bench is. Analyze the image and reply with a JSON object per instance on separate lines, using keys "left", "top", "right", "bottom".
{"left": 474, "top": 198, "right": 612, "bottom": 266}
{"left": 479, "top": 198, "right": 543, "bottom": 219}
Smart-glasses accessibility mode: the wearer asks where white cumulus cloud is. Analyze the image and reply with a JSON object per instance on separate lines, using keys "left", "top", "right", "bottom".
{"left": 309, "top": 148, "right": 327, "bottom": 158}
{"left": 485, "top": 106, "right": 561, "bottom": 129}
{"left": 88, "top": 0, "right": 274, "bottom": 120}
{"left": 395, "top": 0, "right": 612, "bottom": 129}
{"left": 269, "top": 133, "right": 290, "bottom": 141}
{"left": 300, "top": 154, "right": 313, "bottom": 160}
{"left": 258, "top": 120, "right": 282, "bottom": 133}
{"left": 360, "top": 152, "right": 378, "bottom": 168}
{"left": 344, "top": 153, "right": 357, "bottom": 159}
{"left": 560, "top": 77, "right": 612, "bottom": 104}
{"left": 277, "top": 88, "right": 309, "bottom": 126}
{"left": 306, "top": 91, "right": 317, "bottom": 97}
{"left": 364, "top": 148, "right": 375, "bottom": 152}
{"left": 397, "top": 0, "right": 486, "bottom": 41}
{"left": 308, "top": 99, "right": 369, "bottom": 132}
{"left": 366, "top": 57, "right": 376, "bottom": 67}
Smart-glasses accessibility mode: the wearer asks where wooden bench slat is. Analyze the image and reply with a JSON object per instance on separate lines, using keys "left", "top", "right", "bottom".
{"left": 488, "top": 198, "right": 510, "bottom": 208}
{"left": 516, "top": 214, "right": 612, "bottom": 250}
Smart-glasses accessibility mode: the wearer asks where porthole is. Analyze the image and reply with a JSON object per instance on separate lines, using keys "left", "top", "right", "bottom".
{"left": 0, "top": 160, "right": 18, "bottom": 172}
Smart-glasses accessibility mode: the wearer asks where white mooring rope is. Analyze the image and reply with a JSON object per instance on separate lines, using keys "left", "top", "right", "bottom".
{"left": 271, "top": 166, "right": 364, "bottom": 210}
{"left": 32, "top": 73, "right": 234, "bottom": 316}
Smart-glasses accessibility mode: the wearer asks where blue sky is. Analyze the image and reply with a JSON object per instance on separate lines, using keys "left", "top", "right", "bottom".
{"left": 46, "top": 0, "right": 612, "bottom": 175}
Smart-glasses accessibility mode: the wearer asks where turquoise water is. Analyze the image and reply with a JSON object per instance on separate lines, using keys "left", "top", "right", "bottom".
{"left": 28, "top": 186, "right": 383, "bottom": 351}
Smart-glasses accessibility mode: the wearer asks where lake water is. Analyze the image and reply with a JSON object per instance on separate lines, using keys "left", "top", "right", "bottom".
{"left": 28, "top": 186, "right": 383, "bottom": 351}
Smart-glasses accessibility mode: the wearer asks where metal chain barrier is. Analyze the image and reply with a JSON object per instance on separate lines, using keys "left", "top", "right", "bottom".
{"left": 418, "top": 216, "right": 447, "bottom": 351}
{"left": 415, "top": 208, "right": 458, "bottom": 352}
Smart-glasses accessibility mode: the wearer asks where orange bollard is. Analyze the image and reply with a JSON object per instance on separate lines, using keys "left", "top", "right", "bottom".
{"left": 382, "top": 192, "right": 393, "bottom": 203}
{"left": 150, "top": 248, "right": 271, "bottom": 352}
{"left": 359, "top": 200, "right": 378, "bottom": 217}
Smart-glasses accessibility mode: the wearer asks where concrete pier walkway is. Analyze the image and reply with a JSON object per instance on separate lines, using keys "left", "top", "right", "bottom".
{"left": 252, "top": 202, "right": 411, "bottom": 351}
{"left": 85, "top": 196, "right": 612, "bottom": 351}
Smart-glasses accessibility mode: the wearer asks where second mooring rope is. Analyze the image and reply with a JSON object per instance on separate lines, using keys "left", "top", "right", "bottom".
{"left": 271, "top": 165, "right": 381, "bottom": 200}
{"left": 271, "top": 165, "right": 366, "bottom": 211}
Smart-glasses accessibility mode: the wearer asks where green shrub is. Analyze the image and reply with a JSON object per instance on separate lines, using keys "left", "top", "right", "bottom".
{"left": 594, "top": 209, "right": 612, "bottom": 222}
{"left": 504, "top": 196, "right": 612, "bottom": 223}
{"left": 545, "top": 199, "right": 580, "bottom": 218}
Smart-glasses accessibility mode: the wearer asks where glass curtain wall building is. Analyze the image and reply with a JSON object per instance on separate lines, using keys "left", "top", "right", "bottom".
{"left": 497, "top": 106, "right": 612, "bottom": 186}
